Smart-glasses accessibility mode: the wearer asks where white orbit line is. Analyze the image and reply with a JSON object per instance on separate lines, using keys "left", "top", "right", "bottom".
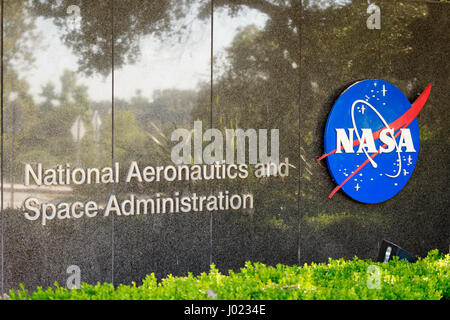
{"left": 351, "top": 100, "right": 402, "bottom": 178}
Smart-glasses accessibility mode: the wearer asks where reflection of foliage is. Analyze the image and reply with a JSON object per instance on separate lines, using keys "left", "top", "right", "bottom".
{"left": 120, "top": 89, "right": 198, "bottom": 130}
{"left": 28, "top": 0, "right": 301, "bottom": 76}
{"left": 105, "top": 111, "right": 148, "bottom": 163}
{"left": 2, "top": 1, "right": 38, "bottom": 69}
{"left": 191, "top": 20, "right": 300, "bottom": 234}
{"left": 29, "top": 0, "right": 208, "bottom": 76}
{"left": 17, "top": 71, "right": 94, "bottom": 167}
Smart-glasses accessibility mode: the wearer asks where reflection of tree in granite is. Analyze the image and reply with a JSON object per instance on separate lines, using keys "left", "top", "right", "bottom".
{"left": 2, "top": 1, "right": 39, "bottom": 189}
{"left": 29, "top": 0, "right": 301, "bottom": 76}
{"left": 30, "top": 0, "right": 201, "bottom": 76}
{"left": 116, "top": 89, "right": 197, "bottom": 130}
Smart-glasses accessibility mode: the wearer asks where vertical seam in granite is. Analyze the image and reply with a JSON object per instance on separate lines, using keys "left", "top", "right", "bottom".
{"left": 209, "top": 0, "right": 214, "bottom": 267}
{"left": 0, "top": 0, "right": 4, "bottom": 298}
{"left": 111, "top": 0, "right": 115, "bottom": 287}
{"left": 298, "top": 0, "right": 303, "bottom": 267}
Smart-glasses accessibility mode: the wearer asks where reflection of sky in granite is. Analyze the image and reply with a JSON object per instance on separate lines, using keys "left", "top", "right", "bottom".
{"left": 23, "top": 9, "right": 267, "bottom": 102}
{"left": 305, "top": 0, "right": 352, "bottom": 9}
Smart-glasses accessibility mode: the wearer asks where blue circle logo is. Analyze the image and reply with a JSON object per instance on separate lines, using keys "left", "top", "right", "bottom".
{"left": 321, "top": 79, "right": 430, "bottom": 204}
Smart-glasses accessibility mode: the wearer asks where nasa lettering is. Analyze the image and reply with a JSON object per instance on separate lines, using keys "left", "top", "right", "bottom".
{"left": 319, "top": 79, "right": 431, "bottom": 204}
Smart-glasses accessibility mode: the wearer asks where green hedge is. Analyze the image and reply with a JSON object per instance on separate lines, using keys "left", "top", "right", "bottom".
{"left": 5, "top": 250, "right": 449, "bottom": 300}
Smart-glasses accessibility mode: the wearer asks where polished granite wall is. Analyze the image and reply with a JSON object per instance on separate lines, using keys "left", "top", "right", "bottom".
{"left": 0, "top": 0, "right": 448, "bottom": 293}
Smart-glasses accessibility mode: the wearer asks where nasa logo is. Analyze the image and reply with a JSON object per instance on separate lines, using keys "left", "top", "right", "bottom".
{"left": 319, "top": 79, "right": 431, "bottom": 204}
